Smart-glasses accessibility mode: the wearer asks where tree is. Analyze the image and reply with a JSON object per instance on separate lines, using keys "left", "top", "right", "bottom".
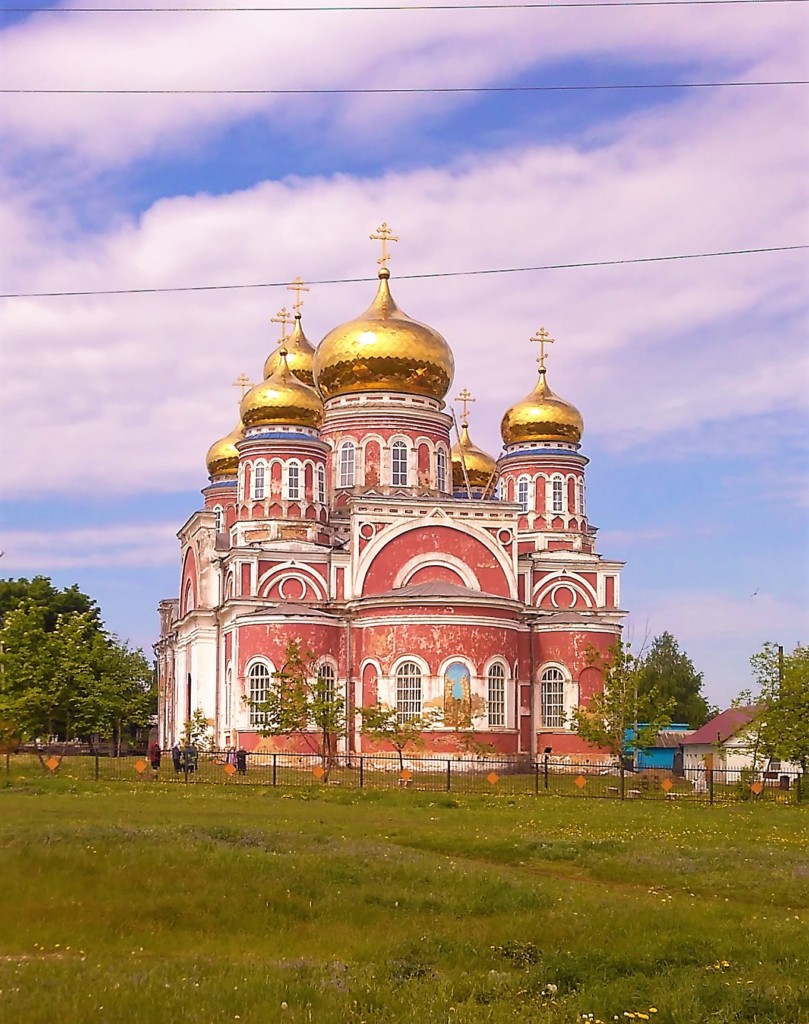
{"left": 181, "top": 708, "right": 214, "bottom": 751}
{"left": 0, "top": 580, "right": 155, "bottom": 756}
{"left": 572, "top": 639, "right": 674, "bottom": 762}
{"left": 636, "top": 631, "right": 713, "bottom": 728}
{"left": 749, "top": 642, "right": 809, "bottom": 773}
{"left": 358, "top": 704, "right": 441, "bottom": 770}
{"left": 248, "top": 640, "right": 346, "bottom": 779}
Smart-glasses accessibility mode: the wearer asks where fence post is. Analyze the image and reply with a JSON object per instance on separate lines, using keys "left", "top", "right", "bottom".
{"left": 619, "top": 763, "right": 625, "bottom": 800}
{"left": 94, "top": 754, "right": 99, "bottom": 782}
{"left": 544, "top": 754, "right": 550, "bottom": 790}
{"left": 708, "top": 768, "right": 714, "bottom": 805}
{"left": 534, "top": 759, "right": 539, "bottom": 795}
{"left": 796, "top": 772, "right": 802, "bottom": 805}
{"left": 6, "top": 750, "right": 10, "bottom": 777}
{"left": 272, "top": 753, "right": 277, "bottom": 788}
{"left": 446, "top": 760, "right": 451, "bottom": 792}
{"left": 359, "top": 755, "right": 364, "bottom": 789}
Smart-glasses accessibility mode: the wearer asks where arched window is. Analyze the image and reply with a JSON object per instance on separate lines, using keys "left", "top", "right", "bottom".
{"left": 396, "top": 661, "right": 422, "bottom": 722}
{"left": 248, "top": 662, "right": 272, "bottom": 726}
{"left": 317, "top": 663, "right": 336, "bottom": 703}
{"left": 286, "top": 461, "right": 300, "bottom": 501}
{"left": 551, "top": 476, "right": 564, "bottom": 513}
{"left": 213, "top": 505, "right": 224, "bottom": 532}
{"left": 339, "top": 442, "right": 356, "bottom": 489}
{"left": 317, "top": 464, "right": 326, "bottom": 504}
{"left": 436, "top": 448, "right": 447, "bottom": 492}
{"left": 391, "top": 440, "right": 408, "bottom": 486}
{"left": 517, "top": 476, "right": 530, "bottom": 513}
{"left": 577, "top": 477, "right": 586, "bottom": 515}
{"left": 252, "top": 462, "right": 266, "bottom": 500}
{"left": 487, "top": 663, "right": 506, "bottom": 727}
{"left": 541, "top": 667, "right": 566, "bottom": 728}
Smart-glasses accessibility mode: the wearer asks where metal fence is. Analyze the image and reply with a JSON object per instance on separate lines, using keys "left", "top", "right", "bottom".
{"left": 3, "top": 749, "right": 804, "bottom": 804}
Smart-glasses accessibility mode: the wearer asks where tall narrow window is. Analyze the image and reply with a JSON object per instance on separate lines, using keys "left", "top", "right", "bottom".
{"left": 391, "top": 441, "right": 408, "bottom": 486}
{"left": 517, "top": 476, "right": 530, "bottom": 513}
{"left": 577, "top": 477, "right": 586, "bottom": 515}
{"left": 249, "top": 662, "right": 271, "bottom": 726}
{"left": 541, "top": 667, "right": 566, "bottom": 728}
{"left": 287, "top": 462, "right": 300, "bottom": 500}
{"left": 551, "top": 476, "right": 564, "bottom": 513}
{"left": 213, "top": 505, "right": 224, "bottom": 532}
{"left": 252, "top": 462, "right": 266, "bottom": 500}
{"left": 488, "top": 663, "right": 506, "bottom": 727}
{"left": 339, "top": 442, "right": 356, "bottom": 488}
{"left": 396, "top": 661, "right": 422, "bottom": 722}
{"left": 317, "top": 464, "right": 326, "bottom": 504}
{"left": 317, "top": 663, "right": 336, "bottom": 703}
{"left": 436, "top": 448, "right": 447, "bottom": 492}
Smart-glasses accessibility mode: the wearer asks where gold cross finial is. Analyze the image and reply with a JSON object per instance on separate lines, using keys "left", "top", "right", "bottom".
{"left": 370, "top": 222, "right": 399, "bottom": 269}
{"left": 232, "top": 373, "right": 252, "bottom": 401}
{"left": 271, "top": 307, "right": 294, "bottom": 344}
{"left": 531, "top": 326, "right": 555, "bottom": 369}
{"left": 454, "top": 387, "right": 476, "bottom": 425}
{"left": 287, "top": 276, "right": 309, "bottom": 313}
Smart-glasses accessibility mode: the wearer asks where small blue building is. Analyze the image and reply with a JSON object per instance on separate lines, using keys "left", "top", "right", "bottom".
{"left": 624, "top": 723, "right": 693, "bottom": 771}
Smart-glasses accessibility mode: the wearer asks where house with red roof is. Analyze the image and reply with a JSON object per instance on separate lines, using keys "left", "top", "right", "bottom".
{"left": 681, "top": 706, "right": 798, "bottom": 778}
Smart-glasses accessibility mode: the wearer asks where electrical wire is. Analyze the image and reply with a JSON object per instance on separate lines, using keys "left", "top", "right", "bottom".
{"left": 3, "top": 80, "right": 806, "bottom": 94}
{"left": 2, "top": 0, "right": 806, "bottom": 10}
{"left": 2, "top": 244, "right": 805, "bottom": 300}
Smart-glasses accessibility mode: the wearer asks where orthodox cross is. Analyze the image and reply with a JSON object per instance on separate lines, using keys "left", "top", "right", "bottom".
{"left": 232, "top": 373, "right": 252, "bottom": 400}
{"left": 531, "top": 326, "right": 555, "bottom": 369}
{"left": 271, "top": 306, "right": 294, "bottom": 344}
{"left": 287, "top": 276, "right": 309, "bottom": 313}
{"left": 370, "top": 222, "right": 399, "bottom": 269}
{"left": 454, "top": 387, "right": 476, "bottom": 425}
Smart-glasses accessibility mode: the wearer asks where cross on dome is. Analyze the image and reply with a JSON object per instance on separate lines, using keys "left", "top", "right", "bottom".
{"left": 370, "top": 222, "right": 399, "bottom": 270}
{"left": 531, "top": 326, "right": 555, "bottom": 370}
{"left": 271, "top": 307, "right": 294, "bottom": 344}
{"left": 232, "top": 373, "right": 252, "bottom": 400}
{"left": 454, "top": 387, "right": 476, "bottom": 426}
{"left": 287, "top": 277, "right": 309, "bottom": 313}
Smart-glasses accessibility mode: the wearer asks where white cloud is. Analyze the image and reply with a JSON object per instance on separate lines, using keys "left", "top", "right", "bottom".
{"left": 0, "top": 524, "right": 179, "bottom": 569}
{"left": 0, "top": 82, "right": 806, "bottom": 498}
{"left": 0, "top": 2, "right": 805, "bottom": 165}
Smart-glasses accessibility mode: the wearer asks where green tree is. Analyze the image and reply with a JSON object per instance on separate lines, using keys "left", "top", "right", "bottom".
{"left": 248, "top": 640, "right": 346, "bottom": 779}
{"left": 572, "top": 639, "right": 674, "bottom": 761}
{"left": 0, "top": 576, "right": 101, "bottom": 632}
{"left": 358, "top": 703, "right": 441, "bottom": 770}
{"left": 749, "top": 642, "right": 809, "bottom": 773}
{"left": 181, "top": 708, "right": 214, "bottom": 751}
{"left": 636, "top": 631, "right": 713, "bottom": 728}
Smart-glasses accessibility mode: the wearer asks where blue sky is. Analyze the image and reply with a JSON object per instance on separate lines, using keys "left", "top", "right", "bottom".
{"left": 0, "top": 0, "right": 807, "bottom": 706}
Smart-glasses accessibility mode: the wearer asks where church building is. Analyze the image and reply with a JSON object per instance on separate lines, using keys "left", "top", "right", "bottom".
{"left": 155, "top": 226, "right": 625, "bottom": 759}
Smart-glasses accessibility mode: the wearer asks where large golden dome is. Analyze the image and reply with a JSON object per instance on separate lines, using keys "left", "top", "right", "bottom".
{"left": 205, "top": 421, "right": 243, "bottom": 477}
{"left": 264, "top": 313, "right": 316, "bottom": 387}
{"left": 451, "top": 422, "right": 497, "bottom": 491}
{"left": 501, "top": 367, "right": 583, "bottom": 445}
{"left": 313, "top": 269, "right": 454, "bottom": 400}
{"left": 240, "top": 350, "right": 323, "bottom": 430}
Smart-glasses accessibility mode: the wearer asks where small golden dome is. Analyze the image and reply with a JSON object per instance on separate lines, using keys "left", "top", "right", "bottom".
{"left": 451, "top": 422, "right": 497, "bottom": 490}
{"left": 313, "top": 269, "right": 454, "bottom": 400}
{"left": 263, "top": 313, "right": 316, "bottom": 387}
{"left": 240, "top": 350, "right": 323, "bottom": 430}
{"left": 501, "top": 367, "right": 583, "bottom": 445}
{"left": 206, "top": 421, "right": 243, "bottom": 478}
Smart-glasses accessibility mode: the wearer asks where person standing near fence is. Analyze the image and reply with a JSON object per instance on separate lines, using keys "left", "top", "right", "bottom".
{"left": 236, "top": 747, "right": 247, "bottom": 775}
{"left": 172, "top": 743, "right": 182, "bottom": 774}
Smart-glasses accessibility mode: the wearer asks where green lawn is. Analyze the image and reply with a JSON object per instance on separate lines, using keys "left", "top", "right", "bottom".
{"left": 1, "top": 779, "right": 807, "bottom": 1024}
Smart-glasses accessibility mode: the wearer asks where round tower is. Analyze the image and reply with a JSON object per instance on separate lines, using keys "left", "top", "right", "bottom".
{"left": 313, "top": 225, "right": 454, "bottom": 506}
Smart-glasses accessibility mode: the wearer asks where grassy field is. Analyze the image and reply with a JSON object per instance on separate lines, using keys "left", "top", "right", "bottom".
{"left": 1, "top": 778, "right": 807, "bottom": 1024}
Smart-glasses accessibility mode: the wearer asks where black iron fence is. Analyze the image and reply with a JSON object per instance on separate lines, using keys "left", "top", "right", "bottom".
{"left": 3, "top": 748, "right": 804, "bottom": 804}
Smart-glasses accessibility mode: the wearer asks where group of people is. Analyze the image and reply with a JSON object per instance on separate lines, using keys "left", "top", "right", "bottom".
{"left": 146, "top": 741, "right": 250, "bottom": 776}
{"left": 171, "top": 743, "right": 199, "bottom": 774}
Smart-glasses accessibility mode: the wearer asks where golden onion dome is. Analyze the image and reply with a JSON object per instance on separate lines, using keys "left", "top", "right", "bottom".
{"left": 313, "top": 268, "right": 454, "bottom": 400}
{"left": 451, "top": 422, "right": 497, "bottom": 490}
{"left": 501, "top": 366, "right": 583, "bottom": 445}
{"left": 263, "top": 313, "right": 316, "bottom": 387}
{"left": 205, "top": 421, "right": 243, "bottom": 478}
{"left": 240, "top": 350, "right": 323, "bottom": 430}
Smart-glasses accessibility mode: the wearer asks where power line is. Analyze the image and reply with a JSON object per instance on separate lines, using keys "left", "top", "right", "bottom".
{"left": 3, "top": 244, "right": 805, "bottom": 300}
{"left": 3, "top": 80, "right": 805, "bottom": 94}
{"left": 2, "top": 0, "right": 806, "bottom": 10}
